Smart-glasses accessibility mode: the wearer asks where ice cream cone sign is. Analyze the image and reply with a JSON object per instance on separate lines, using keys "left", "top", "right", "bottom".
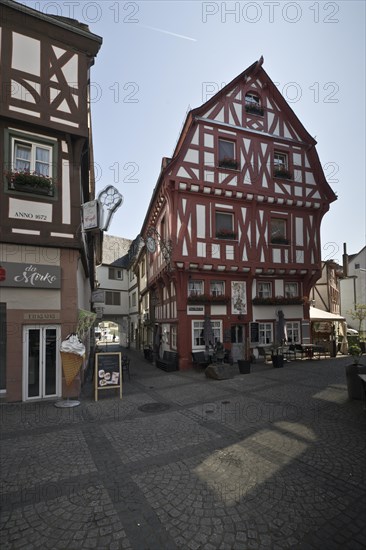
{"left": 60, "top": 333, "right": 85, "bottom": 386}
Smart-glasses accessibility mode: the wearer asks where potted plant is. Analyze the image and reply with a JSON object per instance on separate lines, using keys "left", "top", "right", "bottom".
{"left": 345, "top": 344, "right": 366, "bottom": 400}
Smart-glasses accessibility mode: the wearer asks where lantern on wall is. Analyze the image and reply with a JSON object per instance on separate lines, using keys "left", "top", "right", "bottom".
{"left": 0, "top": 265, "right": 6, "bottom": 282}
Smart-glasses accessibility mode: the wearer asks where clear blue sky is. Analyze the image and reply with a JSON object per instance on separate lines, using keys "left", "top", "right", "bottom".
{"left": 21, "top": 1, "right": 366, "bottom": 262}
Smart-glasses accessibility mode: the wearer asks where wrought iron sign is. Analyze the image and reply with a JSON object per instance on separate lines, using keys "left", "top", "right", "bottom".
{"left": 146, "top": 226, "right": 172, "bottom": 268}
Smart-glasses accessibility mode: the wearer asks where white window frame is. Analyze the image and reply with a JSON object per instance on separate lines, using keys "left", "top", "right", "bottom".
{"left": 218, "top": 139, "right": 235, "bottom": 162}
{"left": 108, "top": 268, "right": 123, "bottom": 280}
{"left": 259, "top": 323, "right": 273, "bottom": 345}
{"left": 245, "top": 92, "right": 260, "bottom": 106}
{"left": 274, "top": 151, "right": 288, "bottom": 171}
{"left": 188, "top": 280, "right": 204, "bottom": 296}
{"left": 210, "top": 281, "right": 225, "bottom": 296}
{"left": 258, "top": 282, "right": 272, "bottom": 299}
{"left": 192, "top": 320, "right": 222, "bottom": 350}
{"left": 284, "top": 282, "right": 299, "bottom": 298}
{"left": 286, "top": 321, "right": 301, "bottom": 344}
{"left": 12, "top": 137, "right": 52, "bottom": 176}
{"left": 215, "top": 212, "right": 234, "bottom": 237}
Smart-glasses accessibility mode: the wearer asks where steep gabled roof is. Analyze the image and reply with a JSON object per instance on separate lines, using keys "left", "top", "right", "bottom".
{"left": 172, "top": 56, "right": 316, "bottom": 159}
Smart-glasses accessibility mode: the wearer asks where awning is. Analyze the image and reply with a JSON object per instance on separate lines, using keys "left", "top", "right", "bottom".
{"left": 309, "top": 307, "right": 345, "bottom": 321}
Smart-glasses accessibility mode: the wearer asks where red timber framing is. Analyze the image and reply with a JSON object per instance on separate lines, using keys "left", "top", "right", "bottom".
{"left": 141, "top": 57, "right": 337, "bottom": 370}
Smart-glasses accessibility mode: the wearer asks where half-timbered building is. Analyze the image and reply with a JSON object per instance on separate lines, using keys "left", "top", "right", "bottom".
{"left": 0, "top": 0, "right": 102, "bottom": 401}
{"left": 141, "top": 57, "right": 337, "bottom": 370}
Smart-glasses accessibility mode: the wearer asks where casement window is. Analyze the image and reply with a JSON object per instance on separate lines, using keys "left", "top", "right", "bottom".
{"left": 210, "top": 281, "right": 225, "bottom": 296}
{"left": 215, "top": 212, "right": 235, "bottom": 239}
{"left": 259, "top": 323, "right": 273, "bottom": 345}
{"left": 270, "top": 218, "right": 288, "bottom": 245}
{"left": 245, "top": 92, "right": 264, "bottom": 115}
{"left": 108, "top": 268, "right": 123, "bottom": 280}
{"left": 131, "top": 292, "right": 137, "bottom": 307}
{"left": 13, "top": 140, "right": 52, "bottom": 176}
{"left": 188, "top": 280, "right": 204, "bottom": 296}
{"left": 274, "top": 151, "right": 291, "bottom": 179}
{"left": 218, "top": 139, "right": 238, "bottom": 170}
{"left": 192, "top": 320, "right": 222, "bottom": 349}
{"left": 6, "top": 131, "right": 57, "bottom": 197}
{"left": 284, "top": 282, "right": 299, "bottom": 298}
{"left": 257, "top": 282, "right": 272, "bottom": 299}
{"left": 286, "top": 321, "right": 301, "bottom": 344}
{"left": 105, "top": 291, "right": 121, "bottom": 306}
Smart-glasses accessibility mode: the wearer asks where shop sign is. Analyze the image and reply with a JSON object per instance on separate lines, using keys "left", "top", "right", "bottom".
{"left": 187, "top": 305, "right": 205, "bottom": 315}
{"left": 0, "top": 262, "right": 61, "bottom": 288}
{"left": 24, "top": 312, "right": 60, "bottom": 320}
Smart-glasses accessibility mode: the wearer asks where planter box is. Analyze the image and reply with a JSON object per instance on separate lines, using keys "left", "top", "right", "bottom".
{"left": 238, "top": 360, "right": 251, "bottom": 374}
{"left": 13, "top": 182, "right": 54, "bottom": 196}
{"left": 272, "top": 355, "right": 284, "bottom": 368}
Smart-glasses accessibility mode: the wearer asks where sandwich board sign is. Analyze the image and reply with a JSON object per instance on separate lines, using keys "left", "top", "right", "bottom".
{"left": 95, "top": 352, "right": 122, "bottom": 401}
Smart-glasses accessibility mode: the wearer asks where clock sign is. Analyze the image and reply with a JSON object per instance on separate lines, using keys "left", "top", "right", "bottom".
{"left": 146, "top": 236, "right": 156, "bottom": 254}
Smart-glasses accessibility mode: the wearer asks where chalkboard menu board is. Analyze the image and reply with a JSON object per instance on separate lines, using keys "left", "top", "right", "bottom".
{"left": 250, "top": 322, "right": 259, "bottom": 345}
{"left": 94, "top": 352, "right": 122, "bottom": 401}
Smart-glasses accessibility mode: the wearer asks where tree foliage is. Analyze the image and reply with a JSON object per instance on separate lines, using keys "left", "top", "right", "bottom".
{"left": 347, "top": 303, "right": 366, "bottom": 334}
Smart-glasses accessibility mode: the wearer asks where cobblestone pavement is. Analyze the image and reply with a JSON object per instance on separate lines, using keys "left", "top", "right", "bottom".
{"left": 1, "top": 350, "right": 365, "bottom": 549}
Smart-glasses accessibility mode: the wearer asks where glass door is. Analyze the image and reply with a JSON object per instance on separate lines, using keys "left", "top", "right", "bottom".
{"left": 23, "top": 325, "right": 60, "bottom": 400}
{"left": 231, "top": 324, "right": 245, "bottom": 363}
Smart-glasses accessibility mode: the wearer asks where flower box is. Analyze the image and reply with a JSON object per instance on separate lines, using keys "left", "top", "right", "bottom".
{"left": 216, "top": 229, "right": 237, "bottom": 240}
{"left": 270, "top": 237, "right": 290, "bottom": 245}
{"left": 218, "top": 158, "right": 239, "bottom": 170}
{"left": 252, "top": 296, "right": 304, "bottom": 306}
{"left": 6, "top": 171, "right": 55, "bottom": 196}
{"left": 273, "top": 167, "right": 292, "bottom": 179}
{"left": 187, "top": 293, "right": 230, "bottom": 304}
{"left": 245, "top": 103, "right": 264, "bottom": 116}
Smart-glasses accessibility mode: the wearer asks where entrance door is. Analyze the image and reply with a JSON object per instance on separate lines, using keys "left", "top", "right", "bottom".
{"left": 231, "top": 324, "right": 245, "bottom": 363}
{"left": 23, "top": 325, "right": 61, "bottom": 400}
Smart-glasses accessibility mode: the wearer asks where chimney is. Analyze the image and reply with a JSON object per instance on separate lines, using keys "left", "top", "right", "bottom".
{"left": 342, "top": 243, "right": 348, "bottom": 277}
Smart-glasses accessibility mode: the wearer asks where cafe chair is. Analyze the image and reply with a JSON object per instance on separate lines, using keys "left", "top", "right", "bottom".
{"left": 122, "top": 355, "right": 130, "bottom": 381}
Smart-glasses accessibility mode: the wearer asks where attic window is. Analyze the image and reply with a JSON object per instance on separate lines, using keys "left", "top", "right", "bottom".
{"left": 245, "top": 92, "right": 264, "bottom": 116}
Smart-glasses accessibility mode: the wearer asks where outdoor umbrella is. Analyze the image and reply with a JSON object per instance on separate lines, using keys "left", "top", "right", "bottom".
{"left": 276, "top": 310, "right": 287, "bottom": 345}
{"left": 203, "top": 315, "right": 215, "bottom": 347}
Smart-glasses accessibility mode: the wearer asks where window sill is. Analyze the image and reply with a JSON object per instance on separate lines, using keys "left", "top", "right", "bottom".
{"left": 217, "top": 165, "right": 240, "bottom": 172}
{"left": 6, "top": 185, "right": 56, "bottom": 199}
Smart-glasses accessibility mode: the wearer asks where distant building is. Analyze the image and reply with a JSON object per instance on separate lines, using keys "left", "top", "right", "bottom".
{"left": 0, "top": 1, "right": 102, "bottom": 401}
{"left": 340, "top": 245, "right": 366, "bottom": 338}
{"left": 140, "top": 57, "right": 337, "bottom": 369}
{"left": 94, "top": 235, "right": 132, "bottom": 347}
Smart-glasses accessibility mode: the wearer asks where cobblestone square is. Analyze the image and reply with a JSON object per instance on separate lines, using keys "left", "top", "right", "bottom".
{"left": 1, "top": 352, "right": 365, "bottom": 549}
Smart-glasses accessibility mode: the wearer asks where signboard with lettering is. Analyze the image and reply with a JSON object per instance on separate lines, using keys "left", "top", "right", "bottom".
{"left": 82, "top": 200, "right": 100, "bottom": 230}
{"left": 0, "top": 262, "right": 61, "bottom": 288}
{"left": 9, "top": 198, "right": 52, "bottom": 222}
{"left": 94, "top": 352, "right": 122, "bottom": 401}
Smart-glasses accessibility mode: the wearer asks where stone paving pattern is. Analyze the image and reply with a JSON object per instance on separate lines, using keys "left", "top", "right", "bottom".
{"left": 1, "top": 350, "right": 365, "bottom": 549}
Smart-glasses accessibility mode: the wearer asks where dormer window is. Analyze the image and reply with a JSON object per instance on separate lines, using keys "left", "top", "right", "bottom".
{"left": 218, "top": 139, "right": 238, "bottom": 170}
{"left": 245, "top": 92, "right": 264, "bottom": 116}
